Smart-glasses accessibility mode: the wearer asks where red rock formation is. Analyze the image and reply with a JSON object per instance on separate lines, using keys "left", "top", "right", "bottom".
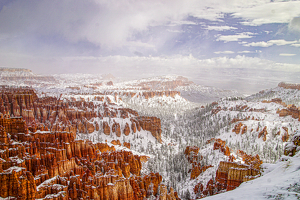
{"left": 136, "top": 116, "right": 162, "bottom": 143}
{"left": 258, "top": 126, "right": 268, "bottom": 141}
{"left": 236, "top": 150, "right": 262, "bottom": 170}
{"left": 262, "top": 98, "right": 287, "bottom": 107}
{"left": 232, "top": 122, "right": 243, "bottom": 134}
{"left": 277, "top": 104, "right": 300, "bottom": 121}
{"left": 284, "top": 133, "right": 300, "bottom": 156}
{"left": 184, "top": 146, "right": 213, "bottom": 179}
{"left": 0, "top": 87, "right": 177, "bottom": 199}
{"left": 103, "top": 121, "right": 111, "bottom": 135}
{"left": 111, "top": 139, "right": 122, "bottom": 146}
{"left": 184, "top": 146, "right": 200, "bottom": 162}
{"left": 112, "top": 122, "right": 121, "bottom": 137}
{"left": 190, "top": 164, "right": 213, "bottom": 179}
{"left": 215, "top": 161, "right": 260, "bottom": 191}
{"left": 123, "top": 142, "right": 131, "bottom": 149}
{"left": 278, "top": 82, "right": 300, "bottom": 90}
{"left": 282, "top": 127, "right": 289, "bottom": 142}
{"left": 0, "top": 114, "right": 178, "bottom": 200}
{"left": 123, "top": 123, "right": 130, "bottom": 136}
{"left": 207, "top": 138, "right": 231, "bottom": 157}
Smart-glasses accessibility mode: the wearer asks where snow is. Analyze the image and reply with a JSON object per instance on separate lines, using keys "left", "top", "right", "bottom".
{"left": 201, "top": 153, "right": 300, "bottom": 200}
{"left": 3, "top": 71, "right": 300, "bottom": 200}
{"left": 37, "top": 176, "right": 59, "bottom": 191}
{"left": 4, "top": 166, "right": 25, "bottom": 173}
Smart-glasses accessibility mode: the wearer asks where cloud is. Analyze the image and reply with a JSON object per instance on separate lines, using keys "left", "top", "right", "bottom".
{"left": 291, "top": 43, "right": 300, "bottom": 47}
{"left": 244, "top": 41, "right": 273, "bottom": 47}
{"left": 244, "top": 39, "right": 298, "bottom": 47}
{"left": 233, "top": 1, "right": 300, "bottom": 26}
{"left": 216, "top": 32, "right": 254, "bottom": 42}
{"left": 205, "top": 26, "right": 237, "bottom": 31}
{"left": 279, "top": 53, "right": 296, "bottom": 56}
{"left": 1, "top": 0, "right": 298, "bottom": 49}
{"left": 214, "top": 51, "right": 235, "bottom": 54}
{"left": 289, "top": 17, "right": 300, "bottom": 33}
{"left": 237, "top": 50, "right": 258, "bottom": 54}
{"left": 0, "top": 0, "right": 195, "bottom": 49}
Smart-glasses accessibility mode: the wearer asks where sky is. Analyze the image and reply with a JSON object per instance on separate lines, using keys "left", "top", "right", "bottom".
{"left": 0, "top": 0, "right": 300, "bottom": 94}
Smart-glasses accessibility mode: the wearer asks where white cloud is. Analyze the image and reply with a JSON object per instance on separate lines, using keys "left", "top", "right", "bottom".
{"left": 237, "top": 51, "right": 256, "bottom": 54}
{"left": 168, "top": 20, "right": 198, "bottom": 26}
{"left": 291, "top": 43, "right": 300, "bottom": 47}
{"left": 214, "top": 51, "right": 235, "bottom": 54}
{"left": 233, "top": 1, "right": 300, "bottom": 26}
{"left": 244, "top": 39, "right": 298, "bottom": 47}
{"left": 205, "top": 26, "right": 237, "bottom": 31}
{"left": 279, "top": 53, "right": 296, "bottom": 56}
{"left": 217, "top": 33, "right": 254, "bottom": 42}
{"left": 269, "top": 40, "right": 298, "bottom": 46}
{"left": 1, "top": 0, "right": 298, "bottom": 49}
{"left": 244, "top": 41, "right": 273, "bottom": 47}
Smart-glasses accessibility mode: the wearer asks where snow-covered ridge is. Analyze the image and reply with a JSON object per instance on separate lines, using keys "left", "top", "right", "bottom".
{"left": 0, "top": 67, "right": 35, "bottom": 77}
{"left": 202, "top": 153, "right": 300, "bottom": 200}
{"left": 246, "top": 86, "right": 300, "bottom": 107}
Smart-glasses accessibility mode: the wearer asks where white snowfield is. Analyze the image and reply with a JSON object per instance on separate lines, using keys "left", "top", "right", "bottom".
{"left": 201, "top": 153, "right": 300, "bottom": 200}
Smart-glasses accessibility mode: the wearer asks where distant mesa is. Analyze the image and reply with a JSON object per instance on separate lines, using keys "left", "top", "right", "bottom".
{"left": 278, "top": 82, "right": 300, "bottom": 90}
{"left": 0, "top": 67, "right": 56, "bottom": 82}
{"left": 0, "top": 67, "right": 32, "bottom": 73}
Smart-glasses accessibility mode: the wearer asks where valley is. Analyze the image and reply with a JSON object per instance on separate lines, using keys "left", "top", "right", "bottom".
{"left": 1, "top": 68, "right": 300, "bottom": 200}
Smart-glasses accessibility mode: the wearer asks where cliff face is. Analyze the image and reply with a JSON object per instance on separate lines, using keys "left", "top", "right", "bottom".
{"left": 0, "top": 87, "right": 177, "bottom": 200}
{"left": 0, "top": 87, "right": 163, "bottom": 143}
{"left": 192, "top": 139, "right": 262, "bottom": 199}
{"left": 135, "top": 116, "right": 162, "bottom": 143}
{"left": 277, "top": 104, "right": 300, "bottom": 121}
{"left": 284, "top": 132, "right": 300, "bottom": 156}
{"left": 0, "top": 116, "right": 178, "bottom": 200}
{"left": 184, "top": 146, "right": 213, "bottom": 180}
{"left": 278, "top": 82, "right": 300, "bottom": 90}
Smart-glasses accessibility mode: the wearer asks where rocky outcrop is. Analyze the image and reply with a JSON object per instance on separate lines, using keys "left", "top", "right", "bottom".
{"left": 232, "top": 122, "right": 247, "bottom": 135}
{"left": 282, "top": 127, "right": 289, "bottom": 142}
{"left": 278, "top": 82, "right": 300, "bottom": 90}
{"left": 190, "top": 164, "right": 213, "bottom": 180}
{"left": 207, "top": 138, "right": 231, "bottom": 157}
{"left": 215, "top": 161, "right": 260, "bottom": 191}
{"left": 258, "top": 126, "right": 268, "bottom": 141}
{"left": 0, "top": 116, "right": 178, "bottom": 200}
{"left": 0, "top": 87, "right": 163, "bottom": 143}
{"left": 262, "top": 98, "right": 287, "bottom": 107}
{"left": 112, "top": 122, "right": 121, "bottom": 137}
{"left": 135, "top": 116, "right": 162, "bottom": 143}
{"left": 0, "top": 85, "right": 176, "bottom": 200}
{"left": 284, "top": 131, "right": 300, "bottom": 156}
{"left": 142, "top": 91, "right": 180, "bottom": 99}
{"left": 184, "top": 146, "right": 213, "bottom": 180}
{"left": 277, "top": 104, "right": 300, "bottom": 121}
{"left": 193, "top": 139, "right": 262, "bottom": 199}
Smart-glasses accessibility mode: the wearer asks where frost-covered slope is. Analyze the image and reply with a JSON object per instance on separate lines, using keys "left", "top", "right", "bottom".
{"left": 246, "top": 85, "right": 300, "bottom": 107}
{"left": 202, "top": 153, "right": 300, "bottom": 200}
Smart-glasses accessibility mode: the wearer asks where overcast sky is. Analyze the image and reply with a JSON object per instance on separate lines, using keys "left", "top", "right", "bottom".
{"left": 0, "top": 0, "right": 300, "bottom": 94}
